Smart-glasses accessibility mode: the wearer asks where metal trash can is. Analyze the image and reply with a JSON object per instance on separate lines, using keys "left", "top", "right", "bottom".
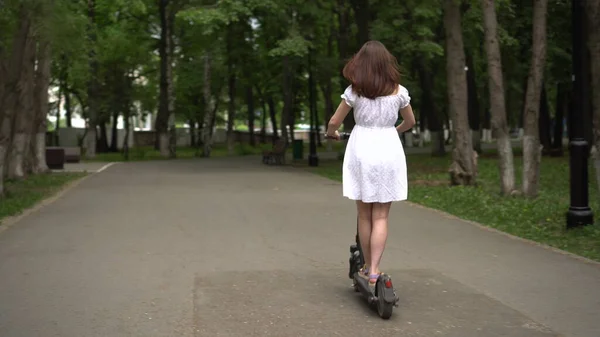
{"left": 292, "top": 139, "right": 304, "bottom": 160}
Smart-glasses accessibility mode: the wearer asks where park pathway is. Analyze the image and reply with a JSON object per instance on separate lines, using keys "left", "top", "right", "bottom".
{"left": 0, "top": 156, "right": 599, "bottom": 337}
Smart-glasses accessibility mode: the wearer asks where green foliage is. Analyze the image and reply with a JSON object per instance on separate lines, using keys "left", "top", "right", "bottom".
{"left": 177, "top": 0, "right": 277, "bottom": 34}
{"left": 268, "top": 30, "right": 310, "bottom": 58}
{"left": 0, "top": 0, "right": 580, "bottom": 134}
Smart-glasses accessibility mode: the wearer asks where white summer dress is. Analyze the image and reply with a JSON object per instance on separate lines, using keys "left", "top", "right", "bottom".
{"left": 341, "top": 84, "right": 411, "bottom": 203}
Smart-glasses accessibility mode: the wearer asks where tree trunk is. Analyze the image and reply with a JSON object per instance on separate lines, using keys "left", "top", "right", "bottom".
{"left": 201, "top": 52, "right": 215, "bottom": 157}
{"left": 267, "top": 96, "right": 278, "bottom": 142}
{"left": 32, "top": 36, "right": 51, "bottom": 174}
{"left": 0, "top": 56, "right": 6, "bottom": 194}
{"left": 586, "top": 0, "right": 600, "bottom": 198}
{"left": 85, "top": 0, "right": 98, "bottom": 159}
{"left": 226, "top": 71, "right": 236, "bottom": 154}
{"left": 122, "top": 74, "right": 133, "bottom": 160}
{"left": 167, "top": 8, "right": 177, "bottom": 159}
{"left": 246, "top": 85, "right": 255, "bottom": 146}
{"left": 418, "top": 95, "right": 427, "bottom": 148}
{"left": 8, "top": 18, "right": 36, "bottom": 179}
{"left": 123, "top": 111, "right": 131, "bottom": 161}
{"left": 316, "top": 110, "right": 322, "bottom": 147}
{"left": 567, "top": 89, "right": 574, "bottom": 139}
{"left": 289, "top": 80, "right": 298, "bottom": 144}
{"left": 110, "top": 111, "right": 119, "bottom": 151}
{"left": 109, "top": 65, "right": 123, "bottom": 153}
{"left": 321, "top": 83, "right": 334, "bottom": 151}
{"left": 337, "top": 0, "right": 355, "bottom": 131}
{"left": 196, "top": 117, "right": 203, "bottom": 148}
{"left": 1, "top": 5, "right": 32, "bottom": 190}
{"left": 226, "top": 25, "right": 236, "bottom": 155}
{"left": 538, "top": 82, "right": 552, "bottom": 154}
{"left": 321, "top": 29, "right": 335, "bottom": 151}
{"left": 466, "top": 51, "right": 482, "bottom": 153}
{"left": 56, "top": 75, "right": 63, "bottom": 141}
{"left": 210, "top": 97, "right": 219, "bottom": 137}
{"left": 98, "top": 120, "right": 110, "bottom": 152}
{"left": 482, "top": 95, "right": 491, "bottom": 141}
{"left": 59, "top": 53, "right": 72, "bottom": 128}
{"left": 52, "top": 83, "right": 61, "bottom": 147}
{"left": 444, "top": 0, "right": 476, "bottom": 185}
{"left": 519, "top": 77, "right": 528, "bottom": 131}
{"left": 522, "top": 0, "right": 548, "bottom": 197}
{"left": 280, "top": 56, "right": 292, "bottom": 145}
{"left": 444, "top": 108, "right": 452, "bottom": 144}
{"left": 350, "top": 0, "right": 370, "bottom": 46}
{"left": 416, "top": 58, "right": 445, "bottom": 156}
{"left": 193, "top": 93, "right": 202, "bottom": 148}
{"left": 260, "top": 99, "right": 267, "bottom": 144}
{"left": 480, "top": 62, "right": 491, "bottom": 142}
{"left": 581, "top": 6, "right": 594, "bottom": 155}
{"left": 430, "top": 20, "right": 448, "bottom": 155}
{"left": 482, "top": 0, "right": 515, "bottom": 194}
{"left": 65, "top": 91, "right": 72, "bottom": 127}
{"left": 54, "top": 54, "right": 65, "bottom": 146}
{"left": 551, "top": 82, "right": 566, "bottom": 156}
{"left": 189, "top": 119, "right": 196, "bottom": 147}
{"left": 156, "top": 0, "right": 172, "bottom": 157}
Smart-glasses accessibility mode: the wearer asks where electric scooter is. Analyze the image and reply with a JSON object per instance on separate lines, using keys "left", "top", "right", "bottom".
{"left": 348, "top": 220, "right": 399, "bottom": 319}
{"left": 325, "top": 132, "right": 400, "bottom": 319}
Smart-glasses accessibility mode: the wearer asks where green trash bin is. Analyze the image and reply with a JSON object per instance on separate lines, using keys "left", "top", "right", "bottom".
{"left": 293, "top": 139, "right": 304, "bottom": 160}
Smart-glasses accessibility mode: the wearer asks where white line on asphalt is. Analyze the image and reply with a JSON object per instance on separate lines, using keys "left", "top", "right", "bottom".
{"left": 96, "top": 162, "right": 119, "bottom": 173}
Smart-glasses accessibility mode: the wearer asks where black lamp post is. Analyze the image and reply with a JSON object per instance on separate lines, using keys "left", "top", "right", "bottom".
{"left": 308, "top": 47, "right": 319, "bottom": 167}
{"left": 566, "top": 0, "right": 593, "bottom": 228}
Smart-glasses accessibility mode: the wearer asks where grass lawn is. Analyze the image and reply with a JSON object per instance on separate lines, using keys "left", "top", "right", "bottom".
{"left": 0, "top": 172, "right": 87, "bottom": 224}
{"left": 301, "top": 151, "right": 600, "bottom": 262}
{"left": 85, "top": 141, "right": 346, "bottom": 162}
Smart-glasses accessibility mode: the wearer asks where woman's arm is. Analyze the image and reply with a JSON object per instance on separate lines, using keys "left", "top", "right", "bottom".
{"left": 326, "top": 100, "right": 352, "bottom": 136}
{"left": 396, "top": 105, "right": 416, "bottom": 133}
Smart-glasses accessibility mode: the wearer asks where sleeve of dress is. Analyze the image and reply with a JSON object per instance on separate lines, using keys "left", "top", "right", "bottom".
{"left": 341, "top": 85, "right": 355, "bottom": 107}
{"left": 398, "top": 85, "right": 411, "bottom": 109}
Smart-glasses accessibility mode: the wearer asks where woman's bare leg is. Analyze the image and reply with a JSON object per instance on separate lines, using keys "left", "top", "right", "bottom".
{"left": 356, "top": 200, "right": 373, "bottom": 273}
{"left": 369, "top": 202, "right": 392, "bottom": 278}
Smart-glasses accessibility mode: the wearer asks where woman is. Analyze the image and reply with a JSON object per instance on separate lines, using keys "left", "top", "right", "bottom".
{"left": 326, "top": 40, "right": 415, "bottom": 288}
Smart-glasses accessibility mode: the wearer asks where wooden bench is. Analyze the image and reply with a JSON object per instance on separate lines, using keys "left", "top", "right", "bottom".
{"left": 45, "top": 147, "right": 65, "bottom": 170}
{"left": 262, "top": 139, "right": 286, "bottom": 165}
{"left": 63, "top": 147, "right": 81, "bottom": 163}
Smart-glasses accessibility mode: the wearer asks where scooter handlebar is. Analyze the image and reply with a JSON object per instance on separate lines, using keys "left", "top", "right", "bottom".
{"left": 324, "top": 132, "right": 351, "bottom": 141}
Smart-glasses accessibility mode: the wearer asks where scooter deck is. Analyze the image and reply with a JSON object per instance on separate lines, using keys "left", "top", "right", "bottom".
{"left": 353, "top": 272, "right": 377, "bottom": 302}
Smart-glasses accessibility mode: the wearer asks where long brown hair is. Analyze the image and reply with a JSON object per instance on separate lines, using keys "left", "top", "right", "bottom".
{"left": 342, "top": 40, "right": 401, "bottom": 99}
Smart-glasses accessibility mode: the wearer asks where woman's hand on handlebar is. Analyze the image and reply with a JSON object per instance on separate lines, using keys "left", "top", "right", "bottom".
{"left": 325, "top": 130, "right": 340, "bottom": 141}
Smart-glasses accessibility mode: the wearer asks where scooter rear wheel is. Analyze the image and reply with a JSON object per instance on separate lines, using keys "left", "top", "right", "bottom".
{"left": 376, "top": 282, "right": 394, "bottom": 319}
